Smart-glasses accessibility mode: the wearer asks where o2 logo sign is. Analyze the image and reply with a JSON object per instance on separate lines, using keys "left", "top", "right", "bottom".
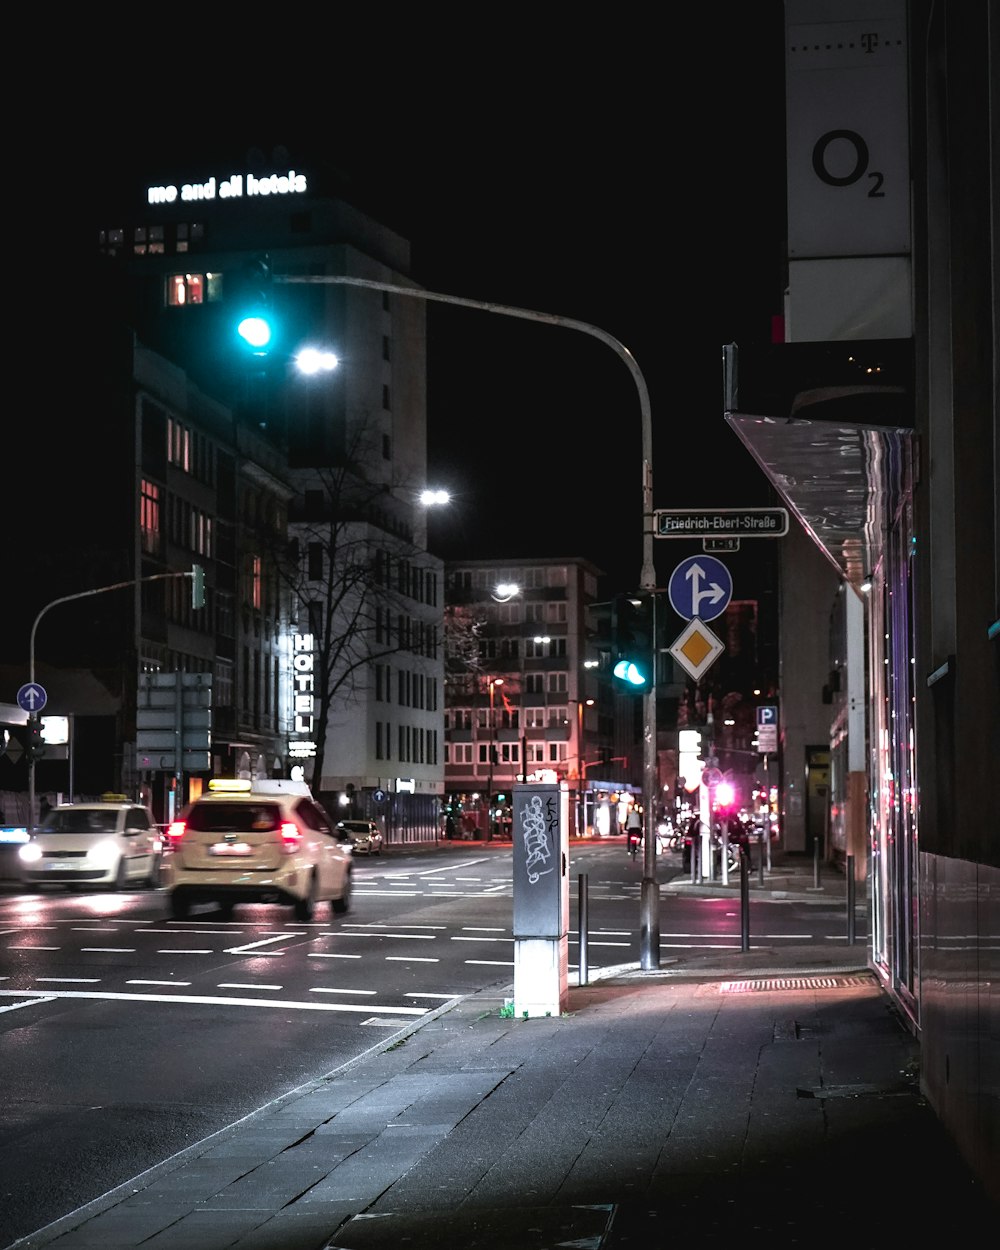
{"left": 812, "top": 129, "right": 885, "bottom": 199}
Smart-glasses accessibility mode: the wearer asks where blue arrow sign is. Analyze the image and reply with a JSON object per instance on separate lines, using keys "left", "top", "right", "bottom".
{"left": 667, "top": 556, "right": 733, "bottom": 623}
{"left": 17, "top": 683, "right": 47, "bottom": 713}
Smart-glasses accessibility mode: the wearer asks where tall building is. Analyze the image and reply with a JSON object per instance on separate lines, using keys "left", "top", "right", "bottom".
{"left": 724, "top": 0, "right": 998, "bottom": 1197}
{"left": 2, "top": 155, "right": 444, "bottom": 840}
{"left": 441, "top": 556, "right": 640, "bottom": 839}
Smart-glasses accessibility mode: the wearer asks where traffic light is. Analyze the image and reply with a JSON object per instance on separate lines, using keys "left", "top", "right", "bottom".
{"left": 235, "top": 253, "right": 275, "bottom": 355}
{"left": 191, "top": 563, "right": 205, "bottom": 610}
{"left": 25, "top": 715, "right": 45, "bottom": 764}
{"left": 612, "top": 593, "right": 652, "bottom": 693}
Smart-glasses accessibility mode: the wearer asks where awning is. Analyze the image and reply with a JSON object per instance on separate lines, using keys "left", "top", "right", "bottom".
{"left": 721, "top": 343, "right": 915, "bottom": 595}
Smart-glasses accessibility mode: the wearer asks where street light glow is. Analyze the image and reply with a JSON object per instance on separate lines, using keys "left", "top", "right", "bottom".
{"left": 420, "top": 489, "right": 451, "bottom": 506}
{"left": 493, "top": 582, "right": 520, "bottom": 602}
{"left": 295, "top": 347, "right": 339, "bottom": 375}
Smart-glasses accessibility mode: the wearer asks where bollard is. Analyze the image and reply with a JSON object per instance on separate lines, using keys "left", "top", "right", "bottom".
{"left": 846, "top": 854, "right": 856, "bottom": 945}
{"left": 740, "top": 845, "right": 750, "bottom": 951}
{"left": 813, "top": 837, "right": 822, "bottom": 888}
{"left": 578, "top": 872, "right": 589, "bottom": 986}
{"left": 757, "top": 829, "right": 765, "bottom": 887}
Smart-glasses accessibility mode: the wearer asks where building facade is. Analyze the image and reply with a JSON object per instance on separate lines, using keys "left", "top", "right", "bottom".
{"left": 442, "top": 556, "right": 640, "bottom": 839}
{"left": 725, "top": 0, "right": 998, "bottom": 1198}
{"left": 0, "top": 156, "right": 446, "bottom": 840}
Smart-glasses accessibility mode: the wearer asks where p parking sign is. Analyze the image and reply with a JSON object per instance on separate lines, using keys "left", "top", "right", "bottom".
{"left": 756, "top": 705, "right": 778, "bottom": 753}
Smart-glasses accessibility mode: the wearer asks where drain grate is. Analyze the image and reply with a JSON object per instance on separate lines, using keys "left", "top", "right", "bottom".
{"left": 719, "top": 974, "right": 872, "bottom": 993}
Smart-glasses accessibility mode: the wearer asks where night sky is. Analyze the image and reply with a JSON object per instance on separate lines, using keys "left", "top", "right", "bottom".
{"left": 38, "top": 7, "right": 788, "bottom": 600}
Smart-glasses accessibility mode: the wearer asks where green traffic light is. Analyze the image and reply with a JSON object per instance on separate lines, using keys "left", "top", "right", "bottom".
{"left": 613, "top": 659, "right": 647, "bottom": 687}
{"left": 237, "top": 315, "right": 273, "bottom": 352}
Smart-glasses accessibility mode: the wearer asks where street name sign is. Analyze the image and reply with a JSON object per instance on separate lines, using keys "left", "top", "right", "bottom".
{"left": 656, "top": 508, "right": 789, "bottom": 539}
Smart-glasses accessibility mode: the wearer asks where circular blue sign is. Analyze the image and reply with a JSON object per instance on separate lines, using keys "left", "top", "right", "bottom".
{"left": 16, "top": 683, "right": 47, "bottom": 713}
{"left": 373, "top": 788, "right": 387, "bottom": 803}
{"left": 667, "top": 556, "right": 733, "bottom": 622}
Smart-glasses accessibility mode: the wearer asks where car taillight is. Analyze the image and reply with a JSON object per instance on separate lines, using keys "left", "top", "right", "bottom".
{"left": 280, "top": 821, "right": 301, "bottom": 854}
{"left": 166, "top": 820, "right": 186, "bottom": 847}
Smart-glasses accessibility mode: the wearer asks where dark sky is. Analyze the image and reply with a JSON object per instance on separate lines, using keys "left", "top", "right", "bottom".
{"left": 47, "top": 7, "right": 788, "bottom": 598}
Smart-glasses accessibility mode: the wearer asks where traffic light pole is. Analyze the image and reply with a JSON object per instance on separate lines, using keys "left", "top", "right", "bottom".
{"left": 26, "top": 570, "right": 202, "bottom": 837}
{"left": 281, "top": 273, "right": 661, "bottom": 968}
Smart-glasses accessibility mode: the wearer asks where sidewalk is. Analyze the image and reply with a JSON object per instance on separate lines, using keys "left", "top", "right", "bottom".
{"left": 6, "top": 853, "right": 996, "bottom": 1249}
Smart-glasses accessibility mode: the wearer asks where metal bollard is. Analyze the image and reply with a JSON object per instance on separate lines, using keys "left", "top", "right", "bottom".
{"left": 758, "top": 830, "right": 765, "bottom": 886}
{"left": 813, "top": 837, "right": 822, "bottom": 888}
{"left": 578, "top": 872, "right": 589, "bottom": 986}
{"left": 740, "top": 846, "right": 751, "bottom": 951}
{"left": 846, "top": 854, "right": 856, "bottom": 945}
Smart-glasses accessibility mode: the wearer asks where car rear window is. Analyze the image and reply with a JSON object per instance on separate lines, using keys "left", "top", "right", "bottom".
{"left": 43, "top": 810, "right": 119, "bottom": 834}
{"left": 186, "top": 802, "right": 281, "bottom": 833}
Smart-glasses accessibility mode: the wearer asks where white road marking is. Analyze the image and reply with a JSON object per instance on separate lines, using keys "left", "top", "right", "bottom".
{"left": 127, "top": 979, "right": 191, "bottom": 986}
{"left": 385, "top": 956, "right": 438, "bottom": 963}
{"left": 0, "top": 988, "right": 428, "bottom": 1014}
{"left": 224, "top": 936, "right": 292, "bottom": 954}
{"left": 309, "top": 987, "right": 377, "bottom": 995}
{"left": 307, "top": 952, "right": 361, "bottom": 959}
{"left": 450, "top": 935, "right": 513, "bottom": 943}
{"left": 34, "top": 977, "right": 100, "bottom": 984}
{"left": 81, "top": 947, "right": 136, "bottom": 953}
{"left": 155, "top": 949, "right": 213, "bottom": 955}
{"left": 0, "top": 997, "right": 56, "bottom": 1013}
{"left": 218, "top": 983, "right": 283, "bottom": 991}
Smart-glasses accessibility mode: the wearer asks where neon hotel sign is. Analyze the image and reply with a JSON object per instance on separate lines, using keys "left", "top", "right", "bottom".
{"left": 146, "top": 169, "right": 308, "bottom": 205}
{"left": 288, "top": 633, "right": 317, "bottom": 761}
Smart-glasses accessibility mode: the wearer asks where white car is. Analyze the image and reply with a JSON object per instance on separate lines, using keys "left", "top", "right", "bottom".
{"left": 335, "top": 818, "right": 384, "bottom": 856}
{"left": 164, "top": 778, "right": 353, "bottom": 921}
{"left": 19, "top": 794, "right": 162, "bottom": 890}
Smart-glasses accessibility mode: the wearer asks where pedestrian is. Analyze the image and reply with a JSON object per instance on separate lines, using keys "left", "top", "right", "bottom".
{"left": 625, "top": 806, "right": 642, "bottom": 856}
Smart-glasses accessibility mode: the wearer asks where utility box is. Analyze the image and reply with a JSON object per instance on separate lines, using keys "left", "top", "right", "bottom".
{"left": 511, "top": 783, "right": 569, "bottom": 1017}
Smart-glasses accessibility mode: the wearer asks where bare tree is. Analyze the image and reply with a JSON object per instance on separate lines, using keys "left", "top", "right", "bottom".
{"left": 273, "top": 424, "right": 434, "bottom": 791}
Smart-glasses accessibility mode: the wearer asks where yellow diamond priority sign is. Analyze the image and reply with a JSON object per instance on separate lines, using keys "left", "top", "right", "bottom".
{"left": 669, "top": 619, "right": 724, "bottom": 681}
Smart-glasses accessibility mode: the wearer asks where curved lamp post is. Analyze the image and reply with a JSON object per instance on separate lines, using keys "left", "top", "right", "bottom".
{"left": 280, "top": 273, "right": 660, "bottom": 969}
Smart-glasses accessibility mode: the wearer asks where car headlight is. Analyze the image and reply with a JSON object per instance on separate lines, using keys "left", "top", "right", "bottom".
{"left": 19, "top": 842, "right": 42, "bottom": 864}
{"left": 89, "top": 839, "right": 120, "bottom": 868}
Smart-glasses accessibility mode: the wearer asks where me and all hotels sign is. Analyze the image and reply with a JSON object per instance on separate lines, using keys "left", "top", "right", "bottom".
{"left": 146, "top": 170, "right": 309, "bottom": 205}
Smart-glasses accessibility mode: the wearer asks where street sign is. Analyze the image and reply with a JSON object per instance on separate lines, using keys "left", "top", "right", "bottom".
{"left": 667, "top": 555, "right": 733, "bottom": 623}
{"left": 756, "top": 705, "right": 779, "bottom": 753}
{"left": 704, "top": 537, "right": 740, "bottom": 553}
{"left": 17, "top": 683, "right": 47, "bottom": 713}
{"left": 137, "top": 750, "right": 211, "bottom": 772}
{"left": 669, "top": 619, "right": 725, "bottom": 681}
{"left": 655, "top": 508, "right": 789, "bottom": 539}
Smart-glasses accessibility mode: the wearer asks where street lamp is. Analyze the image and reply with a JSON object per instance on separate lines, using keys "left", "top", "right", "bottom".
{"left": 281, "top": 272, "right": 659, "bottom": 967}
{"left": 571, "top": 697, "right": 595, "bottom": 836}
{"left": 486, "top": 677, "right": 503, "bottom": 839}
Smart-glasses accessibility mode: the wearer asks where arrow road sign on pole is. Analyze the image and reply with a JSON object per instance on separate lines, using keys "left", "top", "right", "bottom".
{"left": 17, "top": 684, "right": 47, "bottom": 713}
{"left": 667, "top": 555, "right": 733, "bottom": 623}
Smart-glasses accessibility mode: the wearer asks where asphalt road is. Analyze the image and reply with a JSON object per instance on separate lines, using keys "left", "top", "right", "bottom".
{"left": 0, "top": 843, "right": 859, "bottom": 1244}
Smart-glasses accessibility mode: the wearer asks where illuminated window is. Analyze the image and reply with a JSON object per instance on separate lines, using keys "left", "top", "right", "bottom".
{"left": 140, "top": 480, "right": 160, "bottom": 555}
{"left": 166, "top": 271, "right": 221, "bottom": 306}
{"left": 167, "top": 418, "right": 190, "bottom": 471}
{"left": 247, "top": 555, "right": 262, "bottom": 609}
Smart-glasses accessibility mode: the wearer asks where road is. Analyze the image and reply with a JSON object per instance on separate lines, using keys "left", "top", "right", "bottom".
{"left": 0, "top": 841, "right": 859, "bottom": 1245}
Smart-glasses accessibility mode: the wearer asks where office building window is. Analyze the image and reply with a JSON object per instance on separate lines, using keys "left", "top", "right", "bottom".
{"left": 140, "top": 480, "right": 161, "bottom": 555}
{"left": 166, "top": 271, "right": 221, "bottom": 305}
